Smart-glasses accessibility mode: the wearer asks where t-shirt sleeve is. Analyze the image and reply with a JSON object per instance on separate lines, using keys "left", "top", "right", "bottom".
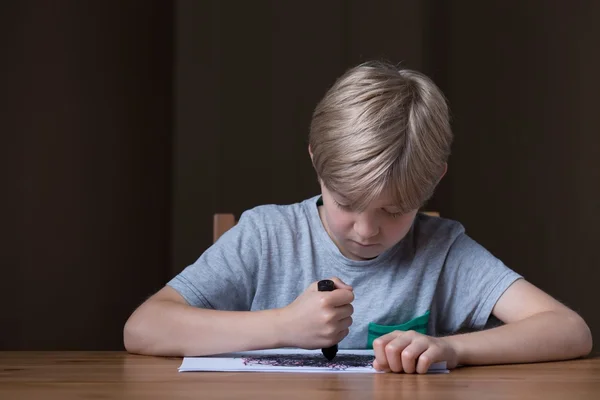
{"left": 166, "top": 209, "right": 263, "bottom": 310}
{"left": 435, "top": 233, "right": 522, "bottom": 334}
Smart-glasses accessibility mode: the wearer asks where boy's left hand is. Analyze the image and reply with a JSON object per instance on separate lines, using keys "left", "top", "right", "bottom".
{"left": 372, "top": 330, "right": 459, "bottom": 374}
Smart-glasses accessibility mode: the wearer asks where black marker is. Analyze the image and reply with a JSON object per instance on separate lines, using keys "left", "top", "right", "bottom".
{"left": 317, "top": 279, "right": 338, "bottom": 361}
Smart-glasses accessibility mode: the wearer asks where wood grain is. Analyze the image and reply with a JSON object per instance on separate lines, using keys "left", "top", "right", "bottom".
{"left": 1, "top": 352, "right": 598, "bottom": 399}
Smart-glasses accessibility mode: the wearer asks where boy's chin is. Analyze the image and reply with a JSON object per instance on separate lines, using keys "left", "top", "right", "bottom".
{"left": 345, "top": 241, "right": 384, "bottom": 261}
{"left": 349, "top": 252, "right": 380, "bottom": 261}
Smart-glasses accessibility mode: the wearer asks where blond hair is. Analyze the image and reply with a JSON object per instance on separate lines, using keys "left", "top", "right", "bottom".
{"left": 309, "top": 61, "right": 452, "bottom": 213}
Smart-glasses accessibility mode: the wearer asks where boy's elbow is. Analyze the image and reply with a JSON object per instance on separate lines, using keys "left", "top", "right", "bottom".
{"left": 566, "top": 311, "right": 593, "bottom": 358}
{"left": 123, "top": 313, "right": 150, "bottom": 355}
{"left": 123, "top": 317, "right": 140, "bottom": 354}
{"left": 578, "top": 318, "right": 593, "bottom": 357}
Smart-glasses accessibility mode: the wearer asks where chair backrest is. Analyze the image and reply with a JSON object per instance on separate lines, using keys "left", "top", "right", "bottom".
{"left": 213, "top": 211, "right": 440, "bottom": 243}
{"left": 213, "top": 213, "right": 236, "bottom": 243}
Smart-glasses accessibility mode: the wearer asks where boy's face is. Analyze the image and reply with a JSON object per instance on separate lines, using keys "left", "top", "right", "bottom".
{"left": 318, "top": 182, "right": 418, "bottom": 261}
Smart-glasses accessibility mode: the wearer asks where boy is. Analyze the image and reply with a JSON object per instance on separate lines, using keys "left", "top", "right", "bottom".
{"left": 124, "top": 61, "right": 592, "bottom": 374}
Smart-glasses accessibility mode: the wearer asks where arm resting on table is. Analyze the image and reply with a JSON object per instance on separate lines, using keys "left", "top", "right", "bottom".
{"left": 444, "top": 279, "right": 593, "bottom": 366}
{"left": 123, "top": 286, "right": 284, "bottom": 357}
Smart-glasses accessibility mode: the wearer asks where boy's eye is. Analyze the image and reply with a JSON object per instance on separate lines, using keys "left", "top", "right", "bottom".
{"left": 333, "top": 200, "right": 352, "bottom": 211}
{"left": 384, "top": 209, "right": 402, "bottom": 218}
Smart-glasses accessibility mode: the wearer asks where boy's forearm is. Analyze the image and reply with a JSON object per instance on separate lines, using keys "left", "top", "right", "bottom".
{"left": 442, "top": 310, "right": 593, "bottom": 366}
{"left": 124, "top": 300, "right": 285, "bottom": 356}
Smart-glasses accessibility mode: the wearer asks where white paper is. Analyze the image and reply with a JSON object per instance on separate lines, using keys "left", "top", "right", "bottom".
{"left": 178, "top": 348, "right": 448, "bottom": 373}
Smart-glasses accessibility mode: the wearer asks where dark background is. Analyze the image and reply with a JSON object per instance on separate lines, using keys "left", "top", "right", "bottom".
{"left": 2, "top": 1, "right": 598, "bottom": 353}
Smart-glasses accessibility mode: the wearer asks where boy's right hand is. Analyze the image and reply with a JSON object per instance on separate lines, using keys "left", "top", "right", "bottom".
{"left": 278, "top": 277, "right": 354, "bottom": 349}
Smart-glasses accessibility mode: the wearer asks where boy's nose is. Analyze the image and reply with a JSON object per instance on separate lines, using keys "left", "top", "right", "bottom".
{"left": 353, "top": 218, "right": 379, "bottom": 241}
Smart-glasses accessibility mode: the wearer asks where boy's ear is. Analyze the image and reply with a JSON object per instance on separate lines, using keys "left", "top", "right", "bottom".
{"left": 437, "top": 163, "right": 448, "bottom": 185}
{"left": 308, "top": 145, "right": 321, "bottom": 185}
{"left": 441, "top": 162, "right": 448, "bottom": 180}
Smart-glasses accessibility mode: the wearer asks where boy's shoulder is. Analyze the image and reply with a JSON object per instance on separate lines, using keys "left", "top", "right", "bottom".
{"left": 414, "top": 212, "right": 465, "bottom": 234}
{"left": 410, "top": 214, "right": 503, "bottom": 270}
{"left": 411, "top": 212, "right": 467, "bottom": 250}
{"left": 237, "top": 195, "right": 319, "bottom": 229}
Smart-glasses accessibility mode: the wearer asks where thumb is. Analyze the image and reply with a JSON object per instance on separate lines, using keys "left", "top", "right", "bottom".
{"left": 327, "top": 277, "right": 353, "bottom": 291}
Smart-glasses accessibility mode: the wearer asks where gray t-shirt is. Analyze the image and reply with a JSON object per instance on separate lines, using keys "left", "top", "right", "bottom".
{"left": 168, "top": 195, "right": 522, "bottom": 349}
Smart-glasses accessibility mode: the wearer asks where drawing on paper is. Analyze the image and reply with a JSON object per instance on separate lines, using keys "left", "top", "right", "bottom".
{"left": 241, "top": 353, "right": 374, "bottom": 371}
{"left": 178, "top": 349, "right": 448, "bottom": 373}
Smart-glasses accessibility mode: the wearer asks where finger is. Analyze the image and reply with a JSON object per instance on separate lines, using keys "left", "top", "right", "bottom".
{"left": 338, "top": 316, "right": 353, "bottom": 330}
{"left": 326, "top": 289, "right": 355, "bottom": 307}
{"left": 329, "top": 277, "right": 353, "bottom": 291}
{"left": 372, "top": 331, "right": 401, "bottom": 372}
{"left": 384, "top": 333, "right": 415, "bottom": 373}
{"left": 416, "top": 346, "right": 442, "bottom": 374}
{"left": 373, "top": 359, "right": 386, "bottom": 371}
{"left": 334, "top": 328, "right": 349, "bottom": 343}
{"left": 335, "top": 304, "right": 354, "bottom": 319}
{"left": 401, "top": 339, "right": 429, "bottom": 374}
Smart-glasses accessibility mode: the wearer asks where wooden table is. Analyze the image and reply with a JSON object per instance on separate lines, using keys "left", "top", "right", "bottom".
{"left": 1, "top": 352, "right": 599, "bottom": 399}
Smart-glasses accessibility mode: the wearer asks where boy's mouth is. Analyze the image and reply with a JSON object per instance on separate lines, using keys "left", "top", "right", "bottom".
{"left": 351, "top": 240, "right": 379, "bottom": 248}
